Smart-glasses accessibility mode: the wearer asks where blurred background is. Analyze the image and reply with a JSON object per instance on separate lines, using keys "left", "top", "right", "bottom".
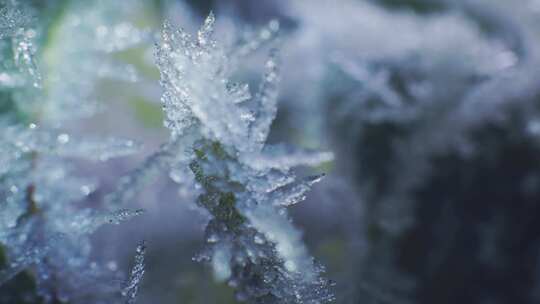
{"left": 3, "top": 0, "right": 540, "bottom": 303}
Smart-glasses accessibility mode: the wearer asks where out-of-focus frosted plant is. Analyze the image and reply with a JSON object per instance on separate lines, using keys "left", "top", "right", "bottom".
{"left": 273, "top": 0, "right": 510, "bottom": 300}
{"left": 111, "top": 12, "right": 334, "bottom": 303}
{"left": 279, "top": 0, "right": 512, "bottom": 146}
{"left": 271, "top": 0, "right": 540, "bottom": 302}
{"left": 0, "top": 1, "right": 149, "bottom": 302}
{"left": 320, "top": 0, "right": 539, "bottom": 240}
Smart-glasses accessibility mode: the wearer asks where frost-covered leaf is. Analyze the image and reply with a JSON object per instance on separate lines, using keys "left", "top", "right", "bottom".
{"left": 68, "top": 209, "right": 145, "bottom": 236}
{"left": 1, "top": 124, "right": 140, "bottom": 161}
{"left": 242, "top": 144, "right": 334, "bottom": 171}
{"left": 249, "top": 49, "right": 281, "bottom": 150}
{"left": 122, "top": 241, "right": 146, "bottom": 304}
{"left": 242, "top": 202, "right": 316, "bottom": 278}
{"left": 197, "top": 11, "right": 215, "bottom": 47}
{"left": 266, "top": 174, "right": 326, "bottom": 207}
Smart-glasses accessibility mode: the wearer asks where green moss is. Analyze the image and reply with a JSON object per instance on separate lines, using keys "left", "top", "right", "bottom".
{"left": 189, "top": 162, "right": 206, "bottom": 185}
{"left": 189, "top": 144, "right": 246, "bottom": 232}
{"left": 194, "top": 148, "right": 207, "bottom": 161}
{"left": 211, "top": 142, "right": 228, "bottom": 159}
{"left": 216, "top": 192, "right": 245, "bottom": 231}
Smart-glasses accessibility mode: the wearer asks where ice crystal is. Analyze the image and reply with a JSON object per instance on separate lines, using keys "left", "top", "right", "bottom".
{"left": 150, "top": 13, "right": 335, "bottom": 303}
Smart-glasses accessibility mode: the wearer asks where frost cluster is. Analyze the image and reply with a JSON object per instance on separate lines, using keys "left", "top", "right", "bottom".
{"left": 148, "top": 13, "right": 335, "bottom": 303}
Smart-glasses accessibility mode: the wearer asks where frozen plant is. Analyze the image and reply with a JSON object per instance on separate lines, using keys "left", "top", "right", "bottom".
{"left": 142, "top": 12, "right": 334, "bottom": 303}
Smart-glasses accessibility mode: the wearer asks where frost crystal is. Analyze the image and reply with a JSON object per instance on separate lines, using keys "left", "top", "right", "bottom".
{"left": 1, "top": 124, "right": 140, "bottom": 161}
{"left": 151, "top": 13, "right": 335, "bottom": 303}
